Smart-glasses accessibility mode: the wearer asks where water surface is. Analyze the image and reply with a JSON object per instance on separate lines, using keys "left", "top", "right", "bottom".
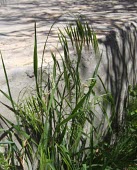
{"left": 0, "top": 0, "right": 19, "bottom": 5}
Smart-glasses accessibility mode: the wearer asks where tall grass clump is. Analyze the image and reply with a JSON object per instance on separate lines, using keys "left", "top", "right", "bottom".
{"left": 0, "top": 19, "right": 137, "bottom": 170}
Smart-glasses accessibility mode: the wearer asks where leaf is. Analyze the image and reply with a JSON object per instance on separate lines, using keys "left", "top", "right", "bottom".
{"left": 34, "top": 22, "right": 38, "bottom": 80}
{"left": 0, "top": 52, "right": 15, "bottom": 110}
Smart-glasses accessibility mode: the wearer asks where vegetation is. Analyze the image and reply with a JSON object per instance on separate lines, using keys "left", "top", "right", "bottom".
{"left": 0, "top": 20, "right": 137, "bottom": 170}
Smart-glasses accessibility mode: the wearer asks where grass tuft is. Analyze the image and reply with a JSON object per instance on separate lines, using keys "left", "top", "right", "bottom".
{"left": 0, "top": 19, "right": 137, "bottom": 170}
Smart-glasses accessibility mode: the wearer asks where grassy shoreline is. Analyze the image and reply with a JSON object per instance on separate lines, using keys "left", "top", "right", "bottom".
{"left": 0, "top": 20, "right": 137, "bottom": 170}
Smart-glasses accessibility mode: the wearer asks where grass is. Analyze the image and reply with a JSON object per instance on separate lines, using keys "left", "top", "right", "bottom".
{"left": 0, "top": 19, "right": 137, "bottom": 170}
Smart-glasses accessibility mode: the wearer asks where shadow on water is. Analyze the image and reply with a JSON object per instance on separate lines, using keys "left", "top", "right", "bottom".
{"left": 0, "top": 0, "right": 137, "bottom": 38}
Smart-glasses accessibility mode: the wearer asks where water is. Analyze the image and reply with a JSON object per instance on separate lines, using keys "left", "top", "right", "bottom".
{"left": 0, "top": 0, "right": 18, "bottom": 5}
{"left": 0, "top": 0, "right": 7, "bottom": 5}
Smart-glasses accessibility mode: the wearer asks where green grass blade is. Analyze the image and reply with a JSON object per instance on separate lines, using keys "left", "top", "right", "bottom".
{"left": 34, "top": 22, "right": 38, "bottom": 80}
{"left": 0, "top": 52, "right": 15, "bottom": 110}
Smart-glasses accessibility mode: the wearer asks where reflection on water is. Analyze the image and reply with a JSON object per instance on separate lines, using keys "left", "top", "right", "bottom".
{"left": 0, "top": 0, "right": 6, "bottom": 3}
{"left": 0, "top": 0, "right": 6, "bottom": 5}
{"left": 0, "top": 0, "right": 19, "bottom": 6}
